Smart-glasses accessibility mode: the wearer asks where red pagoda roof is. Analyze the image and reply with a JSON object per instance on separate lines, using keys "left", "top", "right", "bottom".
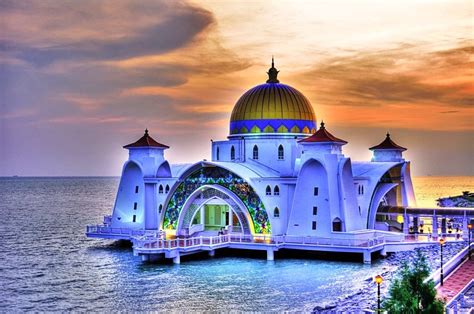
{"left": 298, "top": 121, "right": 347, "bottom": 144}
{"left": 369, "top": 133, "right": 406, "bottom": 151}
{"left": 123, "top": 129, "right": 169, "bottom": 149}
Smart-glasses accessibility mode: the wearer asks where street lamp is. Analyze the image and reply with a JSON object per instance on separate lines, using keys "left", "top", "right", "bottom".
{"left": 468, "top": 223, "right": 472, "bottom": 260}
{"left": 375, "top": 274, "right": 383, "bottom": 313}
{"left": 439, "top": 238, "right": 445, "bottom": 286}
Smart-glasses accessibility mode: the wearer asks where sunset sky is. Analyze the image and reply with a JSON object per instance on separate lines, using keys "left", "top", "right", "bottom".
{"left": 1, "top": 0, "right": 473, "bottom": 176}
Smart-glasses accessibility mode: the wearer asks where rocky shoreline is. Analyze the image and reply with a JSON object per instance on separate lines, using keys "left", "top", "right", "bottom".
{"left": 312, "top": 241, "right": 468, "bottom": 313}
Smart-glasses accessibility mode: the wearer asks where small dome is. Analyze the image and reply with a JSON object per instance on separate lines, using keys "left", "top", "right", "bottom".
{"left": 229, "top": 59, "right": 317, "bottom": 136}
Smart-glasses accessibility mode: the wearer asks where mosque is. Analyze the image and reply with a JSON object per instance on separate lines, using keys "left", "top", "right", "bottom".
{"left": 87, "top": 60, "right": 473, "bottom": 263}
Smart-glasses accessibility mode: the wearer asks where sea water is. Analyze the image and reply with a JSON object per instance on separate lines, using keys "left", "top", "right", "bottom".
{"left": 0, "top": 176, "right": 472, "bottom": 312}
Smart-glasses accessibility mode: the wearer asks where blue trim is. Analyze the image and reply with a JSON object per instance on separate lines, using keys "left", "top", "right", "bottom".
{"left": 230, "top": 119, "right": 316, "bottom": 134}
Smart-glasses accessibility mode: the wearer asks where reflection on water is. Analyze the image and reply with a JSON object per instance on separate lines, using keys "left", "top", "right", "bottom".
{"left": 0, "top": 176, "right": 472, "bottom": 311}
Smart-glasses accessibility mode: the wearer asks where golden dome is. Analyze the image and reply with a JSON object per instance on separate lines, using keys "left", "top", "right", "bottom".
{"left": 229, "top": 59, "right": 317, "bottom": 135}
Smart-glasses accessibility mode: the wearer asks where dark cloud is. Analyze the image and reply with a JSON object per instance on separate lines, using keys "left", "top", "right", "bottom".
{"left": 1, "top": 1, "right": 214, "bottom": 66}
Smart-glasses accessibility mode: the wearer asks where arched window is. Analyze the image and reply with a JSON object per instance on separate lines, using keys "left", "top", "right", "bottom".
{"left": 158, "top": 185, "right": 163, "bottom": 194}
{"left": 332, "top": 218, "right": 342, "bottom": 232}
{"left": 159, "top": 204, "right": 163, "bottom": 213}
{"left": 230, "top": 145, "right": 235, "bottom": 160}
{"left": 266, "top": 185, "right": 272, "bottom": 196}
{"left": 278, "top": 144, "right": 284, "bottom": 160}
{"left": 216, "top": 147, "right": 220, "bottom": 161}
{"left": 274, "top": 185, "right": 280, "bottom": 196}
{"left": 253, "top": 145, "right": 259, "bottom": 160}
{"left": 361, "top": 185, "right": 364, "bottom": 195}
{"left": 165, "top": 184, "right": 170, "bottom": 193}
{"left": 274, "top": 207, "right": 280, "bottom": 218}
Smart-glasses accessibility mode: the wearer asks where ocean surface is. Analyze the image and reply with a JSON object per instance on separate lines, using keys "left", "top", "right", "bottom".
{"left": 0, "top": 176, "right": 472, "bottom": 312}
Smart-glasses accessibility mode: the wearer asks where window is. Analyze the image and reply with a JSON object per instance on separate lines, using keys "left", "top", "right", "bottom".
{"left": 361, "top": 185, "right": 364, "bottom": 194}
{"left": 358, "top": 185, "right": 364, "bottom": 195}
{"left": 231, "top": 145, "right": 235, "bottom": 160}
{"left": 278, "top": 145, "right": 284, "bottom": 160}
{"left": 313, "top": 206, "right": 318, "bottom": 215}
{"left": 274, "top": 185, "right": 280, "bottom": 196}
{"left": 266, "top": 185, "right": 272, "bottom": 196}
{"left": 253, "top": 145, "right": 259, "bottom": 160}
{"left": 333, "top": 218, "right": 342, "bottom": 232}
{"left": 159, "top": 185, "right": 163, "bottom": 194}
{"left": 132, "top": 215, "right": 136, "bottom": 223}
{"left": 165, "top": 184, "right": 170, "bottom": 194}
{"left": 314, "top": 187, "right": 319, "bottom": 196}
{"left": 135, "top": 186, "right": 139, "bottom": 193}
{"left": 312, "top": 221, "right": 317, "bottom": 230}
{"left": 159, "top": 204, "right": 163, "bottom": 213}
{"left": 133, "top": 202, "right": 137, "bottom": 210}
{"left": 216, "top": 147, "right": 220, "bottom": 161}
{"left": 274, "top": 207, "right": 280, "bottom": 218}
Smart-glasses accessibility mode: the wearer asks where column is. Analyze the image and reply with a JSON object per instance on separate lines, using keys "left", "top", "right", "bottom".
{"left": 144, "top": 183, "right": 158, "bottom": 230}
{"left": 432, "top": 214, "right": 438, "bottom": 240}
{"left": 462, "top": 213, "right": 469, "bottom": 240}
{"left": 208, "top": 250, "right": 215, "bottom": 257}
{"left": 363, "top": 251, "right": 371, "bottom": 264}
{"left": 173, "top": 253, "right": 180, "bottom": 264}
{"left": 200, "top": 206, "right": 205, "bottom": 225}
{"left": 267, "top": 248, "right": 274, "bottom": 261}
{"left": 403, "top": 214, "right": 409, "bottom": 234}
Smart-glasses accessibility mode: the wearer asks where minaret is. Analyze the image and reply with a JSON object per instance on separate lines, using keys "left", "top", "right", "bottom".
{"left": 369, "top": 132, "right": 407, "bottom": 162}
{"left": 123, "top": 129, "right": 169, "bottom": 166}
{"left": 298, "top": 121, "right": 347, "bottom": 158}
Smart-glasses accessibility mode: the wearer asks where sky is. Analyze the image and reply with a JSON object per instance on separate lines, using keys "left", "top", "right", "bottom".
{"left": 0, "top": 0, "right": 473, "bottom": 176}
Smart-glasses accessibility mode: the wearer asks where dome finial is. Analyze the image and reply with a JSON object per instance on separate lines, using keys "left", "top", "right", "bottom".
{"left": 145, "top": 128, "right": 149, "bottom": 136}
{"left": 386, "top": 131, "right": 390, "bottom": 138}
{"left": 266, "top": 56, "right": 280, "bottom": 83}
{"left": 320, "top": 120, "right": 325, "bottom": 129}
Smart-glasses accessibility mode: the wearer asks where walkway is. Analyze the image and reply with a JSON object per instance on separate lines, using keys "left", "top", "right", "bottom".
{"left": 437, "top": 258, "right": 474, "bottom": 303}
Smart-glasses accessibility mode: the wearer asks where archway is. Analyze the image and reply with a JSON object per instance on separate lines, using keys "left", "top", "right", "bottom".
{"left": 162, "top": 165, "right": 271, "bottom": 235}
{"left": 175, "top": 185, "right": 252, "bottom": 236}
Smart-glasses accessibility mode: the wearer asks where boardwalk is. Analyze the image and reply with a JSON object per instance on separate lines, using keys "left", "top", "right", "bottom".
{"left": 438, "top": 258, "right": 474, "bottom": 303}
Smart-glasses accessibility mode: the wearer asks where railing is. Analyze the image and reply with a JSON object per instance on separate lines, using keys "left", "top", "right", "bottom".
{"left": 133, "top": 233, "right": 386, "bottom": 251}
{"left": 445, "top": 279, "right": 474, "bottom": 312}
{"left": 86, "top": 225, "right": 146, "bottom": 236}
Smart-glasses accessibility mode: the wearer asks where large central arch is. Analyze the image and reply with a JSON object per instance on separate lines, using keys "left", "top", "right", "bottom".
{"left": 162, "top": 164, "right": 271, "bottom": 234}
{"left": 176, "top": 184, "right": 253, "bottom": 235}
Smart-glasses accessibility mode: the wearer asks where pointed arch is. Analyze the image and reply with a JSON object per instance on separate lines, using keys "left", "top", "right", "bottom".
{"left": 278, "top": 144, "right": 284, "bottom": 160}
{"left": 165, "top": 184, "right": 170, "bottom": 194}
{"left": 266, "top": 185, "right": 272, "bottom": 196}
{"left": 158, "top": 184, "right": 164, "bottom": 194}
{"left": 159, "top": 204, "right": 163, "bottom": 213}
{"left": 230, "top": 145, "right": 235, "bottom": 160}
{"left": 253, "top": 145, "right": 259, "bottom": 160}
{"left": 274, "top": 185, "right": 280, "bottom": 196}
{"left": 274, "top": 207, "right": 280, "bottom": 218}
{"left": 156, "top": 161, "right": 171, "bottom": 178}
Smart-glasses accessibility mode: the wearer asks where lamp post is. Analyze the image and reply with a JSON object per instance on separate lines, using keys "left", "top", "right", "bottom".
{"left": 375, "top": 274, "right": 383, "bottom": 313}
{"left": 439, "top": 238, "right": 445, "bottom": 286}
{"left": 468, "top": 223, "right": 472, "bottom": 260}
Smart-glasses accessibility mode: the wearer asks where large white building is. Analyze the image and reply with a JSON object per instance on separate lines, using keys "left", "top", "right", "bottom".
{"left": 91, "top": 60, "right": 420, "bottom": 246}
{"left": 88, "top": 61, "right": 474, "bottom": 263}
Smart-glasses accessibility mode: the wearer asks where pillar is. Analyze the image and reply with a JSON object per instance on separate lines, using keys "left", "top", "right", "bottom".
{"left": 432, "top": 214, "right": 438, "bottom": 240}
{"left": 266, "top": 249, "right": 275, "bottom": 261}
{"left": 141, "top": 254, "right": 150, "bottom": 262}
{"left": 363, "top": 251, "right": 371, "bottom": 264}
{"left": 200, "top": 206, "right": 205, "bottom": 225}
{"left": 208, "top": 250, "right": 215, "bottom": 257}
{"left": 462, "top": 214, "right": 469, "bottom": 240}
{"left": 403, "top": 214, "right": 409, "bottom": 234}
{"left": 173, "top": 253, "right": 180, "bottom": 264}
{"left": 380, "top": 246, "right": 387, "bottom": 257}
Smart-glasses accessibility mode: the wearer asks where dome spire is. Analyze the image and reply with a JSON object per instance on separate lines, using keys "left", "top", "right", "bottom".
{"left": 266, "top": 56, "right": 280, "bottom": 83}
